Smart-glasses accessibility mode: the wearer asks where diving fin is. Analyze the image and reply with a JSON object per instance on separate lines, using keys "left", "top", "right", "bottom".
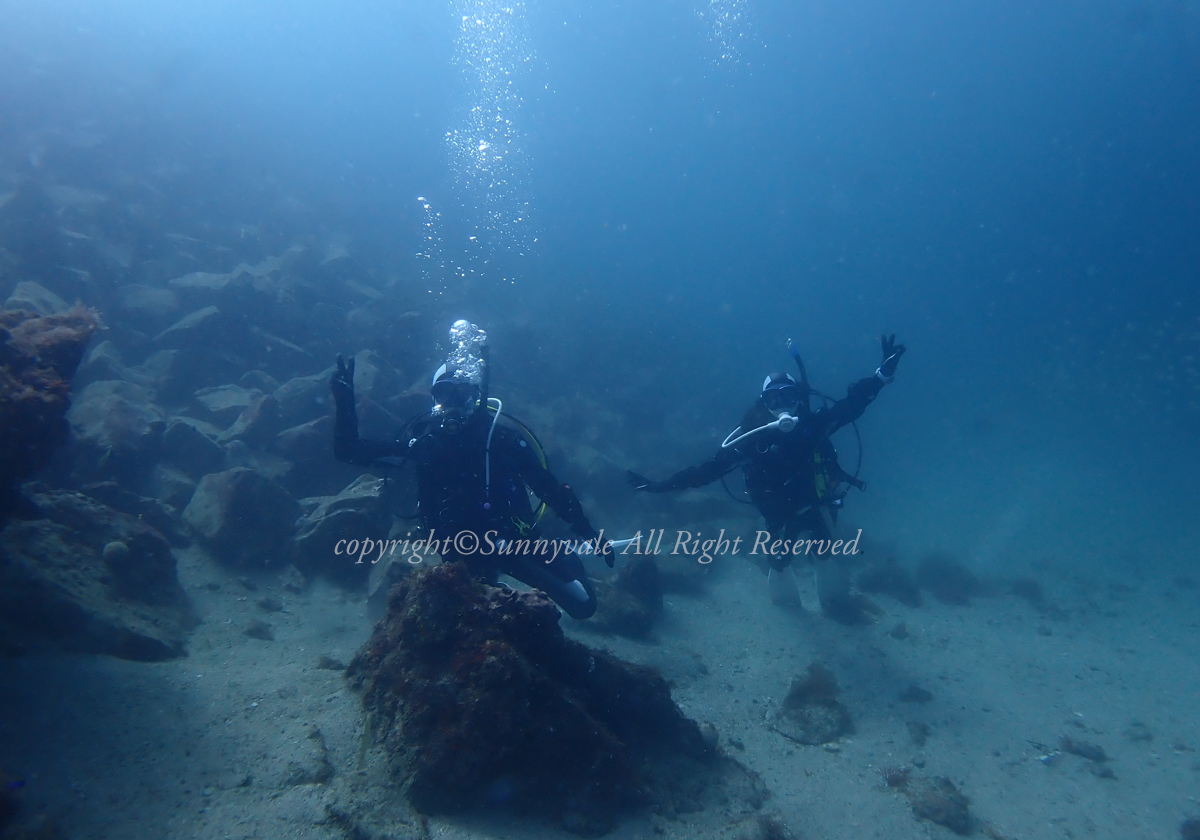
{"left": 768, "top": 566, "right": 802, "bottom": 606}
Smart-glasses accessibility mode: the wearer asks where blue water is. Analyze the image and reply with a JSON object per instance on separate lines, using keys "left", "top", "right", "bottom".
{"left": 2, "top": 1, "right": 1199, "bottom": 836}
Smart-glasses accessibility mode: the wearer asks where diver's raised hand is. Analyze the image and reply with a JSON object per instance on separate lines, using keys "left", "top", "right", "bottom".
{"left": 879, "top": 334, "right": 906, "bottom": 380}
{"left": 330, "top": 355, "right": 356, "bottom": 408}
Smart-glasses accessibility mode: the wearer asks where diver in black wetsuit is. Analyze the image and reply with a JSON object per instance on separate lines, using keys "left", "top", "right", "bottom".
{"left": 330, "top": 338, "right": 609, "bottom": 619}
{"left": 628, "top": 335, "right": 905, "bottom": 623}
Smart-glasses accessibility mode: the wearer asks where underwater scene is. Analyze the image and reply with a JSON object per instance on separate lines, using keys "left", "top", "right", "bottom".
{"left": 1, "top": 1, "right": 1199, "bottom": 838}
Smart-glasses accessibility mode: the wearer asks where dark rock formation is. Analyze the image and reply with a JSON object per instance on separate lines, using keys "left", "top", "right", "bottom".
{"left": 160, "top": 416, "right": 226, "bottom": 479}
{"left": 4, "top": 280, "right": 67, "bottom": 316}
{"left": 217, "top": 392, "right": 283, "bottom": 446}
{"left": 0, "top": 306, "right": 99, "bottom": 520}
{"left": 183, "top": 467, "right": 300, "bottom": 568}
{"left": 292, "top": 474, "right": 391, "bottom": 582}
{"left": 348, "top": 564, "right": 763, "bottom": 834}
{"left": 771, "top": 664, "right": 853, "bottom": 745}
{"left": 0, "top": 488, "right": 196, "bottom": 660}
{"left": 66, "top": 379, "right": 166, "bottom": 485}
{"left": 908, "top": 776, "right": 971, "bottom": 835}
{"left": 80, "top": 480, "right": 191, "bottom": 547}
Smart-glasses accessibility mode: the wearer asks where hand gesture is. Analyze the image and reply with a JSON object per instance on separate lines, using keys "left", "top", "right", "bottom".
{"left": 330, "top": 355, "right": 356, "bottom": 407}
{"left": 879, "top": 334, "right": 906, "bottom": 379}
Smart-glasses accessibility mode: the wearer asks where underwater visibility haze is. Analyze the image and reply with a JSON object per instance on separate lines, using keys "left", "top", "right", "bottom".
{"left": 1, "top": 0, "right": 1199, "bottom": 838}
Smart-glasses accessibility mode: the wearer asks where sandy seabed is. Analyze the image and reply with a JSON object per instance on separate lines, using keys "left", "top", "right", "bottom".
{"left": 1, "top": 530, "right": 1198, "bottom": 840}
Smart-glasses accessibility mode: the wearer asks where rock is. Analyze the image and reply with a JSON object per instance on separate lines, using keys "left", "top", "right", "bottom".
{"left": 117, "top": 283, "right": 179, "bottom": 329}
{"left": 908, "top": 776, "right": 970, "bottom": 835}
{"left": 127, "top": 348, "right": 181, "bottom": 391}
{"left": 282, "top": 727, "right": 333, "bottom": 786}
{"left": 292, "top": 475, "right": 391, "bottom": 582}
{"left": 183, "top": 467, "right": 300, "bottom": 568}
{"left": 244, "top": 620, "right": 275, "bottom": 641}
{"left": 168, "top": 270, "right": 236, "bottom": 300}
{"left": 273, "top": 369, "right": 334, "bottom": 428}
{"left": 66, "top": 379, "right": 166, "bottom": 483}
{"left": 772, "top": 664, "right": 853, "bottom": 745}
{"left": 0, "top": 489, "right": 196, "bottom": 660}
{"left": 146, "top": 463, "right": 197, "bottom": 510}
{"left": 161, "top": 417, "right": 226, "bottom": 479}
{"left": 154, "top": 305, "right": 223, "bottom": 348}
{"left": 193, "top": 383, "right": 258, "bottom": 425}
{"left": 81, "top": 480, "right": 191, "bottom": 547}
{"left": 72, "top": 339, "right": 131, "bottom": 388}
{"left": 223, "top": 440, "right": 293, "bottom": 483}
{"left": 1181, "top": 817, "right": 1200, "bottom": 840}
{"left": 3, "top": 280, "right": 68, "bottom": 315}
{"left": 272, "top": 415, "right": 361, "bottom": 498}
{"left": 217, "top": 393, "right": 283, "bottom": 447}
{"left": 351, "top": 349, "right": 402, "bottom": 403}
{"left": 347, "top": 564, "right": 759, "bottom": 832}
{"left": 1059, "top": 736, "right": 1108, "bottom": 763}
{"left": 239, "top": 369, "right": 281, "bottom": 392}
{"left": 592, "top": 556, "right": 664, "bottom": 638}
{"left": 1, "top": 306, "right": 100, "bottom": 518}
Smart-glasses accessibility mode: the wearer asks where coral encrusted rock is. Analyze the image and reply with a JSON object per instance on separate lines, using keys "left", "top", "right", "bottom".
{"left": 348, "top": 563, "right": 765, "bottom": 834}
{"left": 0, "top": 306, "right": 99, "bottom": 520}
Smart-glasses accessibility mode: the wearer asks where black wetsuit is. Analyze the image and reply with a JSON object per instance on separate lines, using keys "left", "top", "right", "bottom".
{"left": 644, "top": 374, "right": 885, "bottom": 615}
{"left": 334, "top": 403, "right": 601, "bottom": 619}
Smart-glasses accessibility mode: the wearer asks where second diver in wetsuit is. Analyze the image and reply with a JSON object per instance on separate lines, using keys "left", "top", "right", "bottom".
{"left": 330, "top": 325, "right": 609, "bottom": 619}
{"left": 628, "top": 335, "right": 905, "bottom": 623}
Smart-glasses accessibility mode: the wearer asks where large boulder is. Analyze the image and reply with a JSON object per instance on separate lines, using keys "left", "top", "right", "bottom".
{"left": 0, "top": 489, "right": 196, "bottom": 660}
{"left": 273, "top": 369, "right": 334, "bottom": 428}
{"left": 154, "top": 305, "right": 223, "bottom": 349}
{"left": 1, "top": 306, "right": 100, "bottom": 518}
{"left": 217, "top": 392, "right": 283, "bottom": 447}
{"left": 183, "top": 467, "right": 300, "bottom": 568}
{"left": 4, "top": 280, "right": 68, "bottom": 315}
{"left": 66, "top": 379, "right": 166, "bottom": 484}
{"left": 116, "top": 283, "right": 180, "bottom": 331}
{"left": 72, "top": 339, "right": 132, "bottom": 389}
{"left": 160, "top": 417, "right": 226, "bottom": 479}
{"left": 292, "top": 475, "right": 391, "bottom": 582}
{"left": 347, "top": 564, "right": 765, "bottom": 834}
{"left": 193, "top": 383, "right": 259, "bottom": 426}
{"left": 272, "top": 416, "right": 362, "bottom": 498}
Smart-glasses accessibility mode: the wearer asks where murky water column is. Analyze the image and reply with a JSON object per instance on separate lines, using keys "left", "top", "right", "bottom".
{"left": 700, "top": 0, "right": 751, "bottom": 65}
{"left": 443, "top": 0, "right": 535, "bottom": 287}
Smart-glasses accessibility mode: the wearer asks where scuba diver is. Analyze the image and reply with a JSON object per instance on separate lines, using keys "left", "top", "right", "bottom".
{"left": 330, "top": 321, "right": 609, "bottom": 619}
{"left": 628, "top": 335, "right": 906, "bottom": 623}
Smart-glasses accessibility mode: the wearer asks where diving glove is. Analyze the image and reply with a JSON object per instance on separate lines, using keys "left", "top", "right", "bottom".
{"left": 330, "top": 355, "right": 356, "bottom": 409}
{"left": 878, "top": 334, "right": 906, "bottom": 381}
